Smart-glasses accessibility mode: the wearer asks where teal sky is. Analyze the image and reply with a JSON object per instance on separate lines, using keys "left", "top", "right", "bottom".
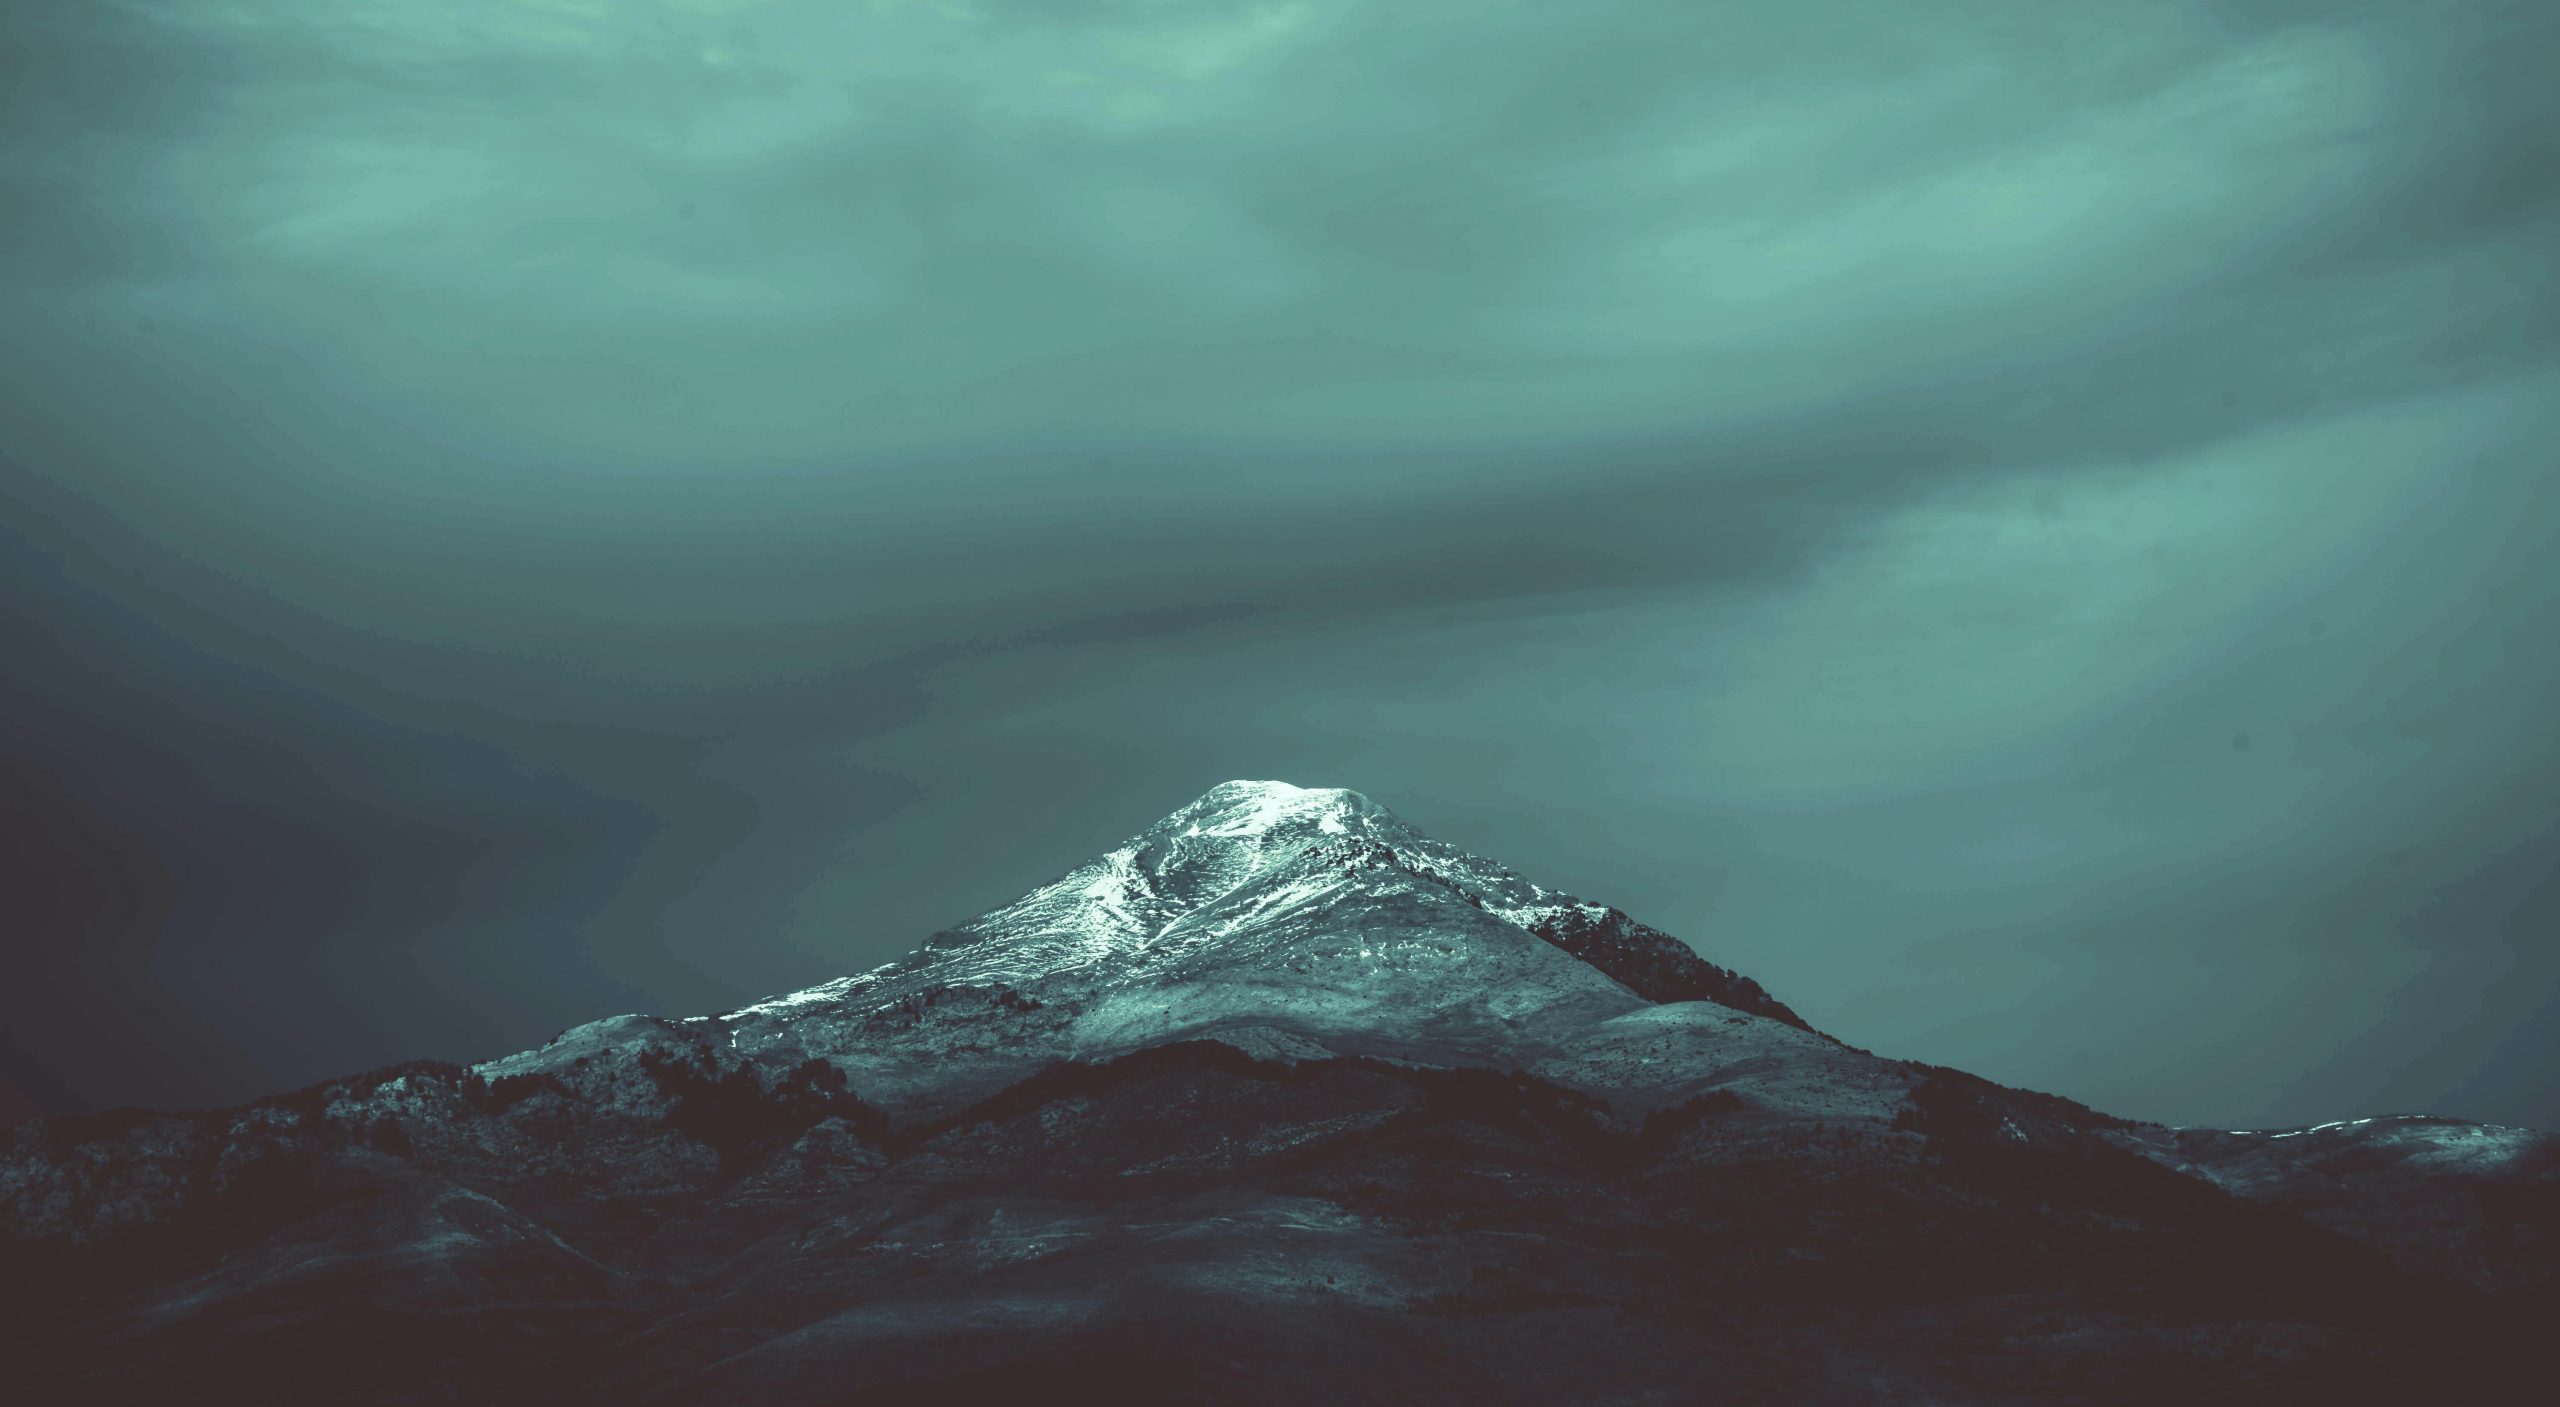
{"left": 4, "top": 0, "right": 2556, "bottom": 1129}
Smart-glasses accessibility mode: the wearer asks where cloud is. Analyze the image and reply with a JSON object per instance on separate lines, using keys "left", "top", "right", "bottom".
{"left": 16, "top": 1, "right": 2538, "bottom": 455}
{"left": 2, "top": 0, "right": 2556, "bottom": 1126}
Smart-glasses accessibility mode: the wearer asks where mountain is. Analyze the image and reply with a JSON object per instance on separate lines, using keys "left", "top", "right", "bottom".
{"left": 4, "top": 780, "right": 2552, "bottom": 1404}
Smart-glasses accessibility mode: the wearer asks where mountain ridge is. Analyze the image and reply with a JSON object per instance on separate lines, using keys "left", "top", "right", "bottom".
{"left": 4, "top": 779, "right": 2551, "bottom": 1404}
{"left": 720, "top": 780, "right": 1804, "bottom": 1029}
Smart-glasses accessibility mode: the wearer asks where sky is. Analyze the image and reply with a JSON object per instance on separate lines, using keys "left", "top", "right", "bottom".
{"left": 3, "top": 0, "right": 2555, "bottom": 1131}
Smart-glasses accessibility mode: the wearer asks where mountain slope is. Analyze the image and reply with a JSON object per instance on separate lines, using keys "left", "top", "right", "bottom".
{"left": 653, "top": 780, "right": 1820, "bottom": 1121}
{"left": 4, "top": 780, "right": 2549, "bottom": 1405}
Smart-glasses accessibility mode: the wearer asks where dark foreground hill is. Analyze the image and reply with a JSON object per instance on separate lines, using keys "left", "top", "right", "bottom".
{"left": 5, "top": 781, "right": 2553, "bottom": 1404}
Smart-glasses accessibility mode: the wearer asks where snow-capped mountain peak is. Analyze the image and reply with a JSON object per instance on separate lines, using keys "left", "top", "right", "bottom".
{"left": 710, "top": 780, "right": 1815, "bottom": 1091}
{"left": 1114, "top": 779, "right": 1398, "bottom": 912}
{"left": 1163, "top": 779, "right": 1383, "bottom": 839}
{"left": 816, "top": 780, "right": 1430, "bottom": 998}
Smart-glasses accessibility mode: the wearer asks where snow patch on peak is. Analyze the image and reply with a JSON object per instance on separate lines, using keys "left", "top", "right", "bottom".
{"left": 726, "top": 976, "right": 862, "bottom": 1020}
{"left": 1179, "top": 780, "right": 1379, "bottom": 839}
{"left": 1075, "top": 846, "right": 1161, "bottom": 958}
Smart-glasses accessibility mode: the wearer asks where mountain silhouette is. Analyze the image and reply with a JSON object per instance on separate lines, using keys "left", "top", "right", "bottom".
{"left": 4, "top": 781, "right": 2551, "bottom": 1404}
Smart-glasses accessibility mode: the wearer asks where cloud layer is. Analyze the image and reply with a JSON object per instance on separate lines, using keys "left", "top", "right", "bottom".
{"left": 4, "top": 0, "right": 2556, "bottom": 1128}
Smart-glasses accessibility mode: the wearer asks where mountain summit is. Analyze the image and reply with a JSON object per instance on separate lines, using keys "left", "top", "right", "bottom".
{"left": 746, "top": 777, "right": 1804, "bottom": 1020}
{"left": 689, "top": 779, "right": 1811, "bottom": 1116}
{"left": 6, "top": 781, "right": 2551, "bottom": 1405}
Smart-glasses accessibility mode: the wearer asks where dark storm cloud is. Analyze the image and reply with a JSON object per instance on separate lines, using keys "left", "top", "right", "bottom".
{"left": 3, "top": 1, "right": 2556, "bottom": 1128}
{"left": 0, "top": 8, "right": 224, "bottom": 289}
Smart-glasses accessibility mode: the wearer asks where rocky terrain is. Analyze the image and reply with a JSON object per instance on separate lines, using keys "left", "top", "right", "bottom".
{"left": 4, "top": 780, "right": 2552, "bottom": 1404}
